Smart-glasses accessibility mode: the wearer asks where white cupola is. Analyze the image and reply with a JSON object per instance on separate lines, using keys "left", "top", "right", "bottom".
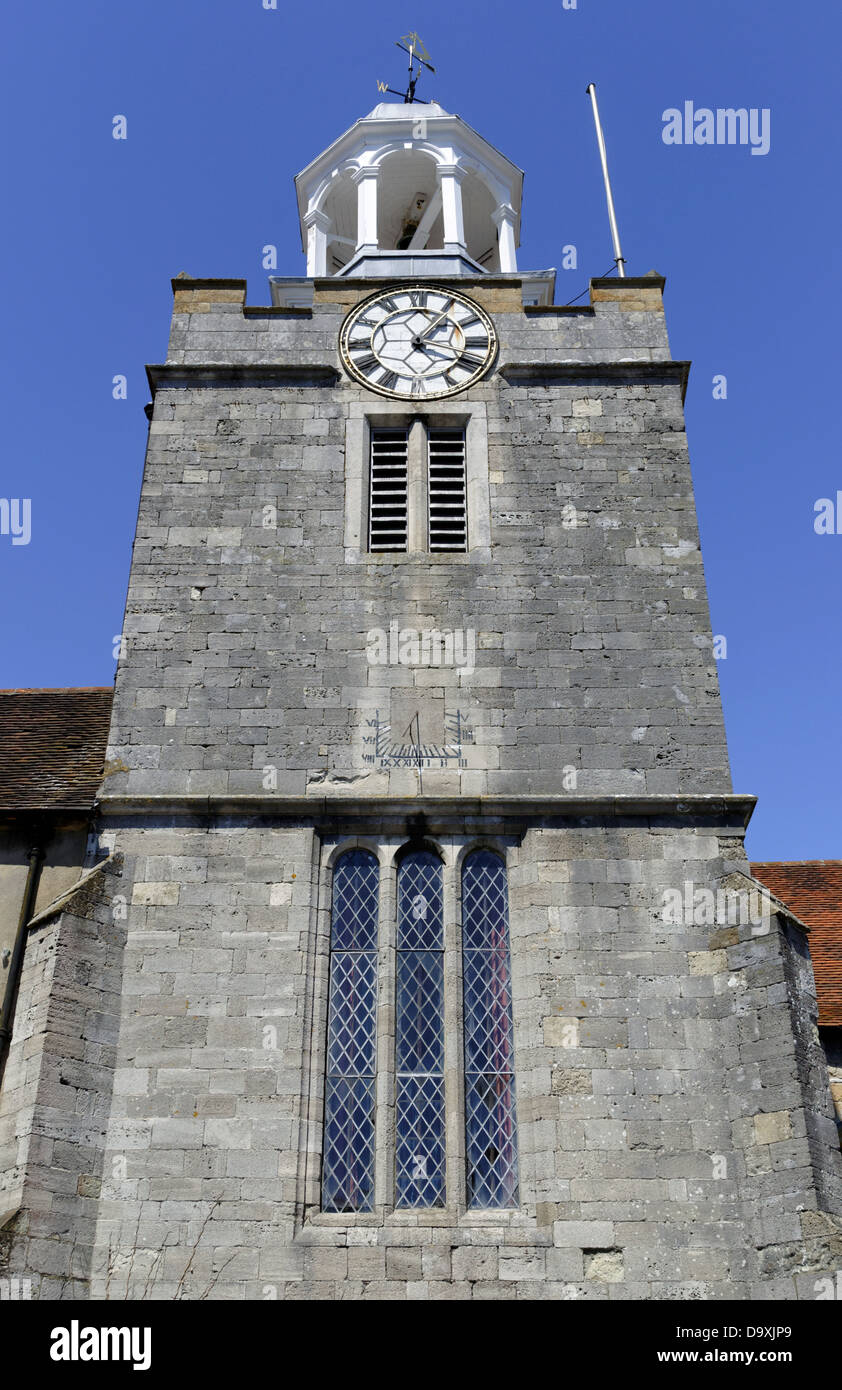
{"left": 293, "top": 102, "right": 524, "bottom": 279}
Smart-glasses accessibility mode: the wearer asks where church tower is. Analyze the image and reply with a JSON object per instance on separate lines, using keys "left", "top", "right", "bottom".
{"left": 2, "top": 91, "right": 841, "bottom": 1300}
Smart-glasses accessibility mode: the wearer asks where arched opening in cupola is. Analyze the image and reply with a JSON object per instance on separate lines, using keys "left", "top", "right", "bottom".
{"left": 376, "top": 149, "right": 443, "bottom": 253}
{"left": 461, "top": 172, "right": 501, "bottom": 272}
{"left": 320, "top": 172, "right": 358, "bottom": 273}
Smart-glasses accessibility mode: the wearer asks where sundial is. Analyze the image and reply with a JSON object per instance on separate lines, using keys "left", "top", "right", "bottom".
{"left": 362, "top": 707, "right": 474, "bottom": 771}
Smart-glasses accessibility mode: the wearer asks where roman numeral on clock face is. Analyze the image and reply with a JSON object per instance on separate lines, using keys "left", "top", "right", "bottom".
{"left": 457, "top": 353, "right": 484, "bottom": 370}
{"left": 463, "top": 336, "right": 487, "bottom": 350}
{"left": 355, "top": 353, "right": 379, "bottom": 372}
{"left": 408, "top": 291, "right": 428, "bottom": 308}
{"left": 379, "top": 370, "right": 400, "bottom": 391}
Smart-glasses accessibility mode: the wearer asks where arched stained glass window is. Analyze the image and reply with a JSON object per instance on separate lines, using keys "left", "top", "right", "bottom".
{"left": 322, "top": 849, "right": 379, "bottom": 1213}
{"left": 462, "top": 850, "right": 519, "bottom": 1208}
{"left": 395, "top": 850, "right": 446, "bottom": 1207}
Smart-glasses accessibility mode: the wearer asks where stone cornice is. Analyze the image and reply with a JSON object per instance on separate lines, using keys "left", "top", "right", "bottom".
{"left": 96, "top": 793, "right": 756, "bottom": 829}
{"left": 500, "top": 360, "right": 691, "bottom": 401}
{"left": 146, "top": 363, "right": 340, "bottom": 395}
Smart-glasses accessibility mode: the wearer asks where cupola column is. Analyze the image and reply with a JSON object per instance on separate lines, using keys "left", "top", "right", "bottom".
{"left": 354, "top": 167, "right": 380, "bottom": 255}
{"left": 437, "top": 164, "right": 467, "bottom": 254}
{"left": 304, "top": 209, "right": 332, "bottom": 277}
{"left": 491, "top": 203, "right": 518, "bottom": 273}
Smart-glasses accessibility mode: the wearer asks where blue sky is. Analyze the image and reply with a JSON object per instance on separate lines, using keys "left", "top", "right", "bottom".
{"left": 1, "top": 0, "right": 839, "bottom": 860}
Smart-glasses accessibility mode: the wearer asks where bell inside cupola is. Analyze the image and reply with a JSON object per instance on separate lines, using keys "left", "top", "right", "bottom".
{"left": 396, "top": 192, "right": 429, "bottom": 250}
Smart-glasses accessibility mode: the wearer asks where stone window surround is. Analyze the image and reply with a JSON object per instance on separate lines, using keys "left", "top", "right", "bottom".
{"left": 343, "top": 402, "right": 491, "bottom": 560}
{"left": 302, "top": 832, "right": 524, "bottom": 1230}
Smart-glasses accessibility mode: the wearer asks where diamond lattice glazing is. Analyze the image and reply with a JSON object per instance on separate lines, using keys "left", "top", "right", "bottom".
{"left": 464, "top": 1072, "right": 519, "bottom": 1209}
{"left": 395, "top": 1075, "right": 446, "bottom": 1208}
{"left": 462, "top": 851, "right": 519, "bottom": 1209}
{"left": 463, "top": 949, "right": 515, "bottom": 1073}
{"left": 323, "top": 850, "right": 379, "bottom": 1212}
{"left": 327, "top": 951, "right": 378, "bottom": 1077}
{"left": 396, "top": 950, "right": 444, "bottom": 1073}
{"left": 331, "top": 848, "right": 380, "bottom": 951}
{"left": 323, "top": 1077, "right": 376, "bottom": 1212}
{"left": 461, "top": 851, "right": 510, "bottom": 951}
{"left": 397, "top": 850, "right": 444, "bottom": 949}
{"left": 395, "top": 850, "right": 446, "bottom": 1206}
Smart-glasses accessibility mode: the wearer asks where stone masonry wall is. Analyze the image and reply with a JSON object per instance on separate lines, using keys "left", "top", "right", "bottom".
{"left": 104, "top": 277, "right": 730, "bottom": 802}
{"left": 0, "top": 856, "right": 125, "bottom": 1298}
{"left": 0, "top": 816, "right": 813, "bottom": 1300}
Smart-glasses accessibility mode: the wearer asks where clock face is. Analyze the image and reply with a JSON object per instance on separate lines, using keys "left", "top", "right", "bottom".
{"left": 339, "top": 287, "right": 497, "bottom": 399}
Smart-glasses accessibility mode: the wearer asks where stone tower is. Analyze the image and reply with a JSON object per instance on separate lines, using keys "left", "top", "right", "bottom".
{"left": 2, "top": 98, "right": 841, "bottom": 1300}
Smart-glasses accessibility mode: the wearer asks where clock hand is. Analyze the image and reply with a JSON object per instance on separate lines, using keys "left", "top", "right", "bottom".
{"left": 415, "top": 299, "right": 456, "bottom": 340}
{"left": 414, "top": 339, "right": 459, "bottom": 361}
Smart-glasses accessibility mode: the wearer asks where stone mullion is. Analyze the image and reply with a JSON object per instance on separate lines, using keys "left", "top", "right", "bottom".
{"left": 406, "top": 417, "right": 427, "bottom": 553}
{"left": 443, "top": 842, "right": 468, "bottom": 1214}
{"left": 374, "top": 846, "right": 397, "bottom": 1213}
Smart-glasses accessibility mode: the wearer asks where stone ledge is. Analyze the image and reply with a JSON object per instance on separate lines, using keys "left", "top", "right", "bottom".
{"left": 96, "top": 792, "right": 756, "bottom": 828}
{"left": 591, "top": 275, "right": 667, "bottom": 292}
{"left": 145, "top": 363, "right": 341, "bottom": 395}
{"left": 524, "top": 305, "right": 594, "bottom": 317}
{"left": 242, "top": 306, "right": 312, "bottom": 318}
{"left": 499, "top": 360, "right": 691, "bottom": 402}
{"left": 170, "top": 278, "right": 247, "bottom": 292}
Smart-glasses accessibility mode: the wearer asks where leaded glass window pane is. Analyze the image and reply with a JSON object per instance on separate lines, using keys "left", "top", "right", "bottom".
{"left": 395, "top": 1075, "right": 446, "bottom": 1208}
{"left": 323, "top": 850, "right": 379, "bottom": 1212}
{"left": 396, "top": 951, "right": 444, "bottom": 1074}
{"left": 395, "top": 850, "right": 446, "bottom": 1207}
{"left": 462, "top": 850, "right": 519, "bottom": 1208}
{"left": 327, "top": 952, "right": 377, "bottom": 1078}
{"left": 397, "top": 850, "right": 444, "bottom": 949}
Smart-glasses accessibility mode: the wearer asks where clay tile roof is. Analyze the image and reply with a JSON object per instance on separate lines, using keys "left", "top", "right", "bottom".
{"left": 0, "top": 688, "right": 113, "bottom": 810}
{"left": 751, "top": 861, "right": 842, "bottom": 1027}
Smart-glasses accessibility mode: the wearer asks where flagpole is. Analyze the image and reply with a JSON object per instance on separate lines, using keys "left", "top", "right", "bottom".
{"left": 586, "top": 83, "right": 626, "bottom": 277}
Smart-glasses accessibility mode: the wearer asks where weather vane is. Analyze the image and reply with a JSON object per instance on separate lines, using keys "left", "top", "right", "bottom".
{"left": 376, "top": 31, "right": 436, "bottom": 104}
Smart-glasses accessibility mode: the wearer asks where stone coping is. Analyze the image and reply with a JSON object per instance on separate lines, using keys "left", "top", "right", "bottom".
{"left": 590, "top": 275, "right": 667, "bottom": 291}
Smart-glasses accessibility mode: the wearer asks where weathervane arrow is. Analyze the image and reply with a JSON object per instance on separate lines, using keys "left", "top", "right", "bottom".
{"left": 376, "top": 31, "right": 436, "bottom": 103}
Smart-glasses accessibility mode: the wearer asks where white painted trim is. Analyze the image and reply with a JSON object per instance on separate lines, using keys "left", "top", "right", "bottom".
{"left": 353, "top": 167, "right": 379, "bottom": 252}
{"left": 492, "top": 204, "right": 518, "bottom": 274}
